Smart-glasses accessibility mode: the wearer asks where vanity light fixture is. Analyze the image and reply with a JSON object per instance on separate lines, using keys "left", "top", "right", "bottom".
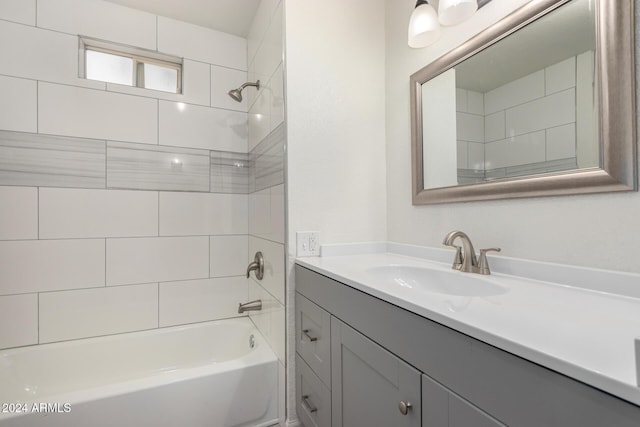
{"left": 408, "top": 0, "right": 491, "bottom": 48}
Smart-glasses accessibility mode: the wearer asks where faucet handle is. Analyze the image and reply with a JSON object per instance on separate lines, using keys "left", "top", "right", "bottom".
{"left": 478, "top": 248, "right": 501, "bottom": 275}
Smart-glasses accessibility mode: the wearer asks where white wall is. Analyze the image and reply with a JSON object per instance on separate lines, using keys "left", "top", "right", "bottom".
{"left": 284, "top": 0, "right": 387, "bottom": 424}
{"left": 386, "top": 0, "right": 640, "bottom": 274}
{"left": 285, "top": 0, "right": 388, "bottom": 252}
{"left": 0, "top": 0, "right": 252, "bottom": 350}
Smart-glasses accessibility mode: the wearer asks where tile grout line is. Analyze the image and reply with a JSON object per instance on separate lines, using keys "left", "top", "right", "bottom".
{"left": 36, "top": 187, "right": 40, "bottom": 239}
{"left": 37, "top": 292, "right": 40, "bottom": 344}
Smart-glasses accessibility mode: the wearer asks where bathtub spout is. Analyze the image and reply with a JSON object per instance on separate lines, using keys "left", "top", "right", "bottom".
{"left": 238, "top": 299, "right": 262, "bottom": 314}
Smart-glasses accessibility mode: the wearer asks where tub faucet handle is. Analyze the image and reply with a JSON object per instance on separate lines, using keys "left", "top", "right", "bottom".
{"left": 246, "top": 251, "right": 264, "bottom": 280}
{"left": 478, "top": 248, "right": 501, "bottom": 275}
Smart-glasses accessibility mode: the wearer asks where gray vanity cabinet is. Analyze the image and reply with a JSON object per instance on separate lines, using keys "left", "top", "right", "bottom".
{"left": 295, "top": 264, "right": 640, "bottom": 427}
{"left": 422, "top": 374, "right": 505, "bottom": 427}
{"left": 331, "top": 317, "right": 421, "bottom": 427}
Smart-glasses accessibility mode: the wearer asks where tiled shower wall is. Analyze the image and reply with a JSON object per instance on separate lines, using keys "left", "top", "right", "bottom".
{"left": 247, "top": 0, "right": 285, "bottom": 357}
{"left": 244, "top": 0, "right": 286, "bottom": 424}
{"left": 0, "top": 0, "right": 254, "bottom": 350}
{"left": 456, "top": 53, "right": 594, "bottom": 182}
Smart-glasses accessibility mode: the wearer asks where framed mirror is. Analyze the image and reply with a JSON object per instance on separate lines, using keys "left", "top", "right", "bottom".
{"left": 410, "top": 0, "right": 636, "bottom": 205}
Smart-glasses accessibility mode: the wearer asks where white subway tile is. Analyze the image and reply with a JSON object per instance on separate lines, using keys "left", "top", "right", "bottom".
{"left": 547, "top": 123, "right": 576, "bottom": 160}
{"left": 485, "top": 111, "right": 505, "bottom": 142}
{"left": 505, "top": 88, "right": 575, "bottom": 137}
{"left": 0, "top": 187, "right": 37, "bottom": 240}
{"left": 157, "top": 17, "right": 246, "bottom": 70}
{"left": 270, "top": 298, "right": 285, "bottom": 363}
{"left": 0, "top": 75, "right": 36, "bottom": 133}
{"left": 261, "top": 3, "right": 283, "bottom": 86}
{"left": 484, "top": 70, "right": 545, "bottom": 115}
{"left": 210, "top": 235, "right": 248, "bottom": 278}
{"left": 248, "top": 279, "right": 270, "bottom": 341}
{"left": 106, "top": 60, "right": 211, "bottom": 107}
{"left": 249, "top": 185, "right": 284, "bottom": 244}
{"left": 0, "top": 294, "right": 38, "bottom": 349}
{"left": 247, "top": 0, "right": 273, "bottom": 66}
{"left": 39, "top": 283, "right": 158, "bottom": 343}
{"left": 485, "top": 131, "right": 546, "bottom": 169}
{"left": 39, "top": 188, "right": 158, "bottom": 239}
{"left": 247, "top": 279, "right": 284, "bottom": 362}
{"left": 159, "top": 101, "right": 248, "bottom": 152}
{"left": 249, "top": 236, "right": 284, "bottom": 304}
{"left": 455, "top": 89, "right": 468, "bottom": 113}
{"left": 0, "top": 21, "right": 104, "bottom": 89}
{"left": 159, "top": 277, "right": 248, "bottom": 327}
{"left": 159, "top": 192, "right": 248, "bottom": 236}
{"left": 546, "top": 56, "right": 576, "bottom": 95}
{"left": 37, "top": 0, "right": 156, "bottom": 50}
{"left": 39, "top": 83, "right": 158, "bottom": 144}
{"left": 211, "top": 65, "right": 249, "bottom": 112}
{"left": 456, "top": 112, "right": 484, "bottom": 143}
{"left": 467, "top": 142, "right": 485, "bottom": 171}
{"left": 248, "top": 90, "right": 270, "bottom": 151}
{"left": 106, "top": 236, "right": 209, "bottom": 286}
{"left": 270, "top": 184, "right": 285, "bottom": 244}
{"left": 456, "top": 141, "right": 468, "bottom": 169}
{"left": 249, "top": 188, "right": 271, "bottom": 237}
{"left": 467, "top": 90, "right": 484, "bottom": 115}
{"left": 0, "top": 239, "right": 105, "bottom": 295}
{"left": 0, "top": 0, "right": 35, "bottom": 26}
{"left": 269, "top": 64, "right": 284, "bottom": 132}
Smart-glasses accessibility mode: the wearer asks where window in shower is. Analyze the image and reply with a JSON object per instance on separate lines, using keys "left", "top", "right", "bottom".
{"left": 80, "top": 37, "right": 183, "bottom": 94}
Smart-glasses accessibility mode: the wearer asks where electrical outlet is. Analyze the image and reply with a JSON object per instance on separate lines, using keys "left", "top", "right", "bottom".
{"left": 296, "top": 231, "right": 320, "bottom": 257}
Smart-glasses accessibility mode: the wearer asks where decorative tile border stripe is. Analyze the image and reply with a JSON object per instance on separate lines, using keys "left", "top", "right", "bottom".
{"left": 0, "top": 131, "right": 105, "bottom": 188}
{"left": 250, "top": 122, "right": 285, "bottom": 193}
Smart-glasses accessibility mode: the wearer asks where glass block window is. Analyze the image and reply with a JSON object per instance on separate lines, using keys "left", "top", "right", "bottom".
{"left": 80, "top": 37, "right": 182, "bottom": 94}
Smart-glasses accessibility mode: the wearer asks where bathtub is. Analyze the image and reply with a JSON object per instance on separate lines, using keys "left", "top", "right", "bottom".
{"left": 0, "top": 318, "right": 278, "bottom": 427}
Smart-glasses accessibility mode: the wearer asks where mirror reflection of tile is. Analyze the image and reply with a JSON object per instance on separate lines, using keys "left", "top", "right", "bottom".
{"left": 455, "top": 52, "right": 593, "bottom": 184}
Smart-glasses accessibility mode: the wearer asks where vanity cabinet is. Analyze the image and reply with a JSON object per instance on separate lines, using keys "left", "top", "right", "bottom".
{"left": 422, "top": 374, "right": 505, "bottom": 427}
{"left": 295, "top": 264, "right": 640, "bottom": 427}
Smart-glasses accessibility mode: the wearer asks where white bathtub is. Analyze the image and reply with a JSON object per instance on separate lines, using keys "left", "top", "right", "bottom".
{"left": 0, "top": 318, "right": 278, "bottom": 427}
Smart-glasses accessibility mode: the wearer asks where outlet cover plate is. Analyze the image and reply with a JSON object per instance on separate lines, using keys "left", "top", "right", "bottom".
{"left": 296, "top": 231, "right": 320, "bottom": 257}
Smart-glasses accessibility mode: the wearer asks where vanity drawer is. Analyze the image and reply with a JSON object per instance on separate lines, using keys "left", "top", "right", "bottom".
{"left": 296, "top": 293, "right": 331, "bottom": 386}
{"left": 296, "top": 354, "right": 331, "bottom": 427}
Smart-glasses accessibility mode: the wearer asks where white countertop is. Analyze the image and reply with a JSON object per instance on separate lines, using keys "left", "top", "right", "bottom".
{"left": 296, "top": 244, "right": 640, "bottom": 406}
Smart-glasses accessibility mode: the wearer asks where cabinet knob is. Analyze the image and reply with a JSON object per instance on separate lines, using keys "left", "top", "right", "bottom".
{"left": 398, "top": 400, "right": 412, "bottom": 415}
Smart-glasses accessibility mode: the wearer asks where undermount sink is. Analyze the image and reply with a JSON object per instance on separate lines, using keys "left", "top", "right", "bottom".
{"left": 366, "top": 265, "right": 508, "bottom": 297}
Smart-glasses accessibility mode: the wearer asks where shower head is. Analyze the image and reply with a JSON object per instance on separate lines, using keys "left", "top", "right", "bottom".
{"left": 227, "top": 80, "right": 260, "bottom": 102}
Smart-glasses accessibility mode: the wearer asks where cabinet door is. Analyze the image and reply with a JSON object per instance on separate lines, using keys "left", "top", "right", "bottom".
{"left": 422, "top": 374, "right": 506, "bottom": 427}
{"left": 331, "top": 317, "right": 421, "bottom": 427}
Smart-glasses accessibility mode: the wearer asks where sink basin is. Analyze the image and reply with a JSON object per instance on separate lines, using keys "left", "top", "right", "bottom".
{"left": 366, "top": 265, "right": 508, "bottom": 297}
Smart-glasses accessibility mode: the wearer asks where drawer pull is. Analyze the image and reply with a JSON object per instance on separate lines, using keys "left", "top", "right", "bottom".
{"left": 302, "top": 329, "right": 318, "bottom": 342}
{"left": 398, "top": 400, "right": 412, "bottom": 416}
{"left": 302, "top": 395, "right": 318, "bottom": 413}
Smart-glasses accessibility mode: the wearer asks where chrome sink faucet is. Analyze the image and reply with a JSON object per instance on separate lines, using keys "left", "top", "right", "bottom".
{"left": 442, "top": 231, "right": 500, "bottom": 275}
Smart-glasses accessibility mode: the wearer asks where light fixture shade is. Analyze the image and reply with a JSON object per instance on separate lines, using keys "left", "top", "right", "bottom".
{"left": 438, "top": 0, "right": 478, "bottom": 26}
{"left": 408, "top": 2, "right": 441, "bottom": 48}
